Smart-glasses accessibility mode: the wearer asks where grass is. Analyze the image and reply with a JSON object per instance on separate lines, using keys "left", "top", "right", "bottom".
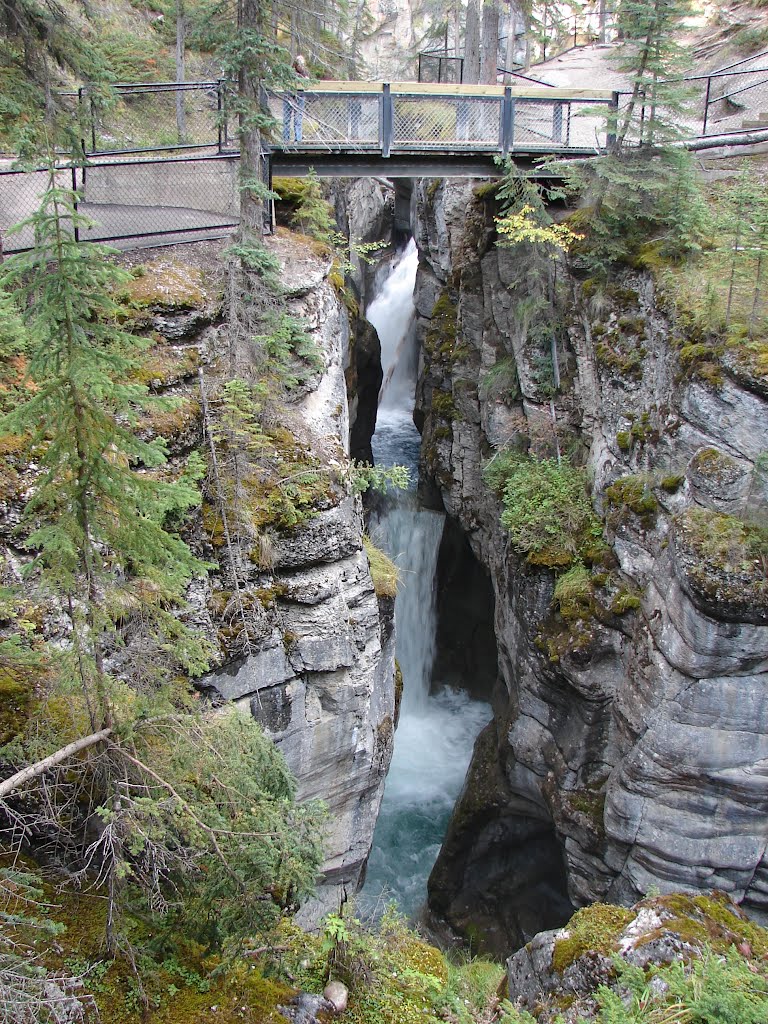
{"left": 364, "top": 535, "right": 400, "bottom": 598}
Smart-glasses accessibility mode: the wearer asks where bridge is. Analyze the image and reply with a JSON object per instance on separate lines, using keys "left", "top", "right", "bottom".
{"left": 265, "top": 81, "right": 619, "bottom": 178}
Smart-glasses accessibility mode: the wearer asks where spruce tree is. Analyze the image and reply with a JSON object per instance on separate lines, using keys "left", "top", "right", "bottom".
{"left": 612, "top": 0, "right": 694, "bottom": 150}
{"left": 0, "top": 181, "right": 324, "bottom": 971}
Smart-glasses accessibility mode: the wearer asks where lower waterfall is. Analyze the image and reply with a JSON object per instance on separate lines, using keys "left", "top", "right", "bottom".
{"left": 360, "top": 241, "right": 491, "bottom": 919}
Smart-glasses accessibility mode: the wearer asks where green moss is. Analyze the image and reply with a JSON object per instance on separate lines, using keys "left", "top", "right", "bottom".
{"left": 638, "top": 892, "right": 768, "bottom": 960}
{"left": 551, "top": 904, "right": 636, "bottom": 975}
{"left": 676, "top": 508, "right": 767, "bottom": 610}
{"left": 431, "top": 390, "right": 457, "bottom": 420}
{"left": 660, "top": 474, "right": 684, "bottom": 492}
{"left": 118, "top": 260, "right": 210, "bottom": 312}
{"left": 553, "top": 563, "right": 592, "bottom": 620}
{"left": 566, "top": 789, "right": 606, "bottom": 834}
{"left": 616, "top": 431, "right": 631, "bottom": 452}
{"left": 689, "top": 447, "right": 740, "bottom": 484}
{"left": 610, "top": 589, "right": 642, "bottom": 614}
{"left": 427, "top": 179, "right": 442, "bottom": 200}
{"left": 425, "top": 290, "right": 458, "bottom": 367}
{"left": 604, "top": 475, "right": 659, "bottom": 526}
{"left": 364, "top": 535, "right": 400, "bottom": 598}
{"left": 473, "top": 180, "right": 500, "bottom": 201}
{"left": 0, "top": 670, "right": 34, "bottom": 745}
{"left": 134, "top": 346, "right": 201, "bottom": 388}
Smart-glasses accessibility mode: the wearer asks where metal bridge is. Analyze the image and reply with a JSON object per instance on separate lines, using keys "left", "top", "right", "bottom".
{"left": 265, "top": 81, "right": 619, "bottom": 178}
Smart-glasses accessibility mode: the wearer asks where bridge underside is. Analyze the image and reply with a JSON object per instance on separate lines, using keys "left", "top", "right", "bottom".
{"left": 269, "top": 149, "right": 578, "bottom": 178}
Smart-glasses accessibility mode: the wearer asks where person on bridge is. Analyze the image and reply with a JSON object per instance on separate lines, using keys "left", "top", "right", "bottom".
{"left": 284, "top": 54, "right": 309, "bottom": 143}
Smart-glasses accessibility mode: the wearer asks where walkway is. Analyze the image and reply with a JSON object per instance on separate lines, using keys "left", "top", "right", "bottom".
{"left": 267, "top": 81, "right": 617, "bottom": 177}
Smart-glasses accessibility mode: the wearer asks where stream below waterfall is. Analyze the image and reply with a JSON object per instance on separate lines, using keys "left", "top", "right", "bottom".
{"left": 359, "top": 241, "right": 491, "bottom": 920}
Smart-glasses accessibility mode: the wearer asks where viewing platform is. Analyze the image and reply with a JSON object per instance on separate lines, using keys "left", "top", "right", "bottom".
{"left": 265, "top": 81, "right": 619, "bottom": 177}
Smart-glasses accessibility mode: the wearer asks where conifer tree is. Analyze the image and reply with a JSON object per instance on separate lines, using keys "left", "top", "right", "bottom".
{"left": 612, "top": 0, "right": 694, "bottom": 150}
{"left": 0, "top": 182, "right": 324, "bottom": 973}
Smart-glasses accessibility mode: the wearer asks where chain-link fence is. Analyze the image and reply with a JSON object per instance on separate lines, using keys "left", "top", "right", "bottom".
{"left": 699, "top": 60, "right": 768, "bottom": 136}
{"left": 393, "top": 93, "right": 503, "bottom": 149}
{"left": 266, "top": 85, "right": 615, "bottom": 155}
{"left": 264, "top": 89, "right": 381, "bottom": 150}
{"left": 60, "top": 82, "right": 229, "bottom": 156}
{"left": 0, "top": 155, "right": 240, "bottom": 254}
{"left": 418, "top": 53, "right": 466, "bottom": 85}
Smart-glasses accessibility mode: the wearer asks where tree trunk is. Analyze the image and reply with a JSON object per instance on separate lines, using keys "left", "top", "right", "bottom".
{"left": 464, "top": 0, "right": 482, "bottom": 84}
{"left": 503, "top": 1, "right": 519, "bottom": 80}
{"left": 453, "top": 0, "right": 461, "bottom": 58}
{"left": 599, "top": 0, "right": 608, "bottom": 43}
{"left": 0, "top": 728, "right": 112, "bottom": 799}
{"left": 175, "top": 0, "right": 187, "bottom": 142}
{"left": 480, "top": 0, "right": 500, "bottom": 84}
{"left": 238, "top": 0, "right": 266, "bottom": 240}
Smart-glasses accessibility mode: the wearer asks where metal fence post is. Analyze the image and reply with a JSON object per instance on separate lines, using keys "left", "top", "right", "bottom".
{"left": 703, "top": 76, "right": 712, "bottom": 136}
{"left": 501, "top": 87, "right": 514, "bottom": 156}
{"left": 71, "top": 166, "right": 80, "bottom": 243}
{"left": 607, "top": 91, "right": 619, "bottom": 149}
{"left": 382, "top": 83, "right": 393, "bottom": 158}
{"left": 217, "top": 80, "right": 223, "bottom": 153}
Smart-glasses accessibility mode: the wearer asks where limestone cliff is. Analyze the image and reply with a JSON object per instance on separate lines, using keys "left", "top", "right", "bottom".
{"left": 411, "top": 179, "right": 768, "bottom": 956}
{"left": 68, "top": 236, "right": 397, "bottom": 926}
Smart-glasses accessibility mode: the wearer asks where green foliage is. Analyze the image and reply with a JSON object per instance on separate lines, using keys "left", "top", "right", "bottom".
{"left": 591, "top": 948, "right": 768, "bottom": 1024}
{"left": 363, "top": 536, "right": 400, "bottom": 599}
{"left": 613, "top": 0, "right": 695, "bottom": 149}
{"left": 349, "top": 461, "right": 410, "bottom": 494}
{"left": 273, "top": 908, "right": 507, "bottom": 1024}
{"left": 123, "top": 708, "right": 325, "bottom": 953}
{"left": 563, "top": 149, "right": 711, "bottom": 278}
{"left": 0, "top": 182, "right": 209, "bottom": 706}
{"left": 255, "top": 312, "right": 324, "bottom": 389}
{"left": 291, "top": 169, "right": 336, "bottom": 246}
{"left": 495, "top": 160, "right": 575, "bottom": 257}
{"left": 224, "top": 242, "right": 282, "bottom": 292}
{"left": 485, "top": 452, "right": 604, "bottom": 569}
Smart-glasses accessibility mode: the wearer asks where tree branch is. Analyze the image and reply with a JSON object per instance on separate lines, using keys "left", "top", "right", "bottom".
{"left": 0, "top": 728, "right": 112, "bottom": 800}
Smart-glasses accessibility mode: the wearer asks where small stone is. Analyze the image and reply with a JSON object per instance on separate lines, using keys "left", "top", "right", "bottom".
{"left": 323, "top": 981, "right": 349, "bottom": 1013}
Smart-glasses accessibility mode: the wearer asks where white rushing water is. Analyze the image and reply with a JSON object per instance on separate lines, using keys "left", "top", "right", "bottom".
{"left": 360, "top": 241, "right": 492, "bottom": 919}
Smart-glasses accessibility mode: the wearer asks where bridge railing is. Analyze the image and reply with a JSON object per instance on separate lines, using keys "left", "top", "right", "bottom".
{"left": 265, "top": 82, "right": 618, "bottom": 157}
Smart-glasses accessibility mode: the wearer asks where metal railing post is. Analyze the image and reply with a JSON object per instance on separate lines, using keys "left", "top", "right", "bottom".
{"left": 217, "top": 80, "right": 223, "bottom": 153}
{"left": 703, "top": 76, "right": 712, "bottom": 136}
{"left": 607, "top": 91, "right": 619, "bottom": 149}
{"left": 501, "top": 87, "right": 514, "bottom": 156}
{"left": 382, "top": 83, "right": 393, "bottom": 157}
{"left": 71, "top": 165, "right": 80, "bottom": 243}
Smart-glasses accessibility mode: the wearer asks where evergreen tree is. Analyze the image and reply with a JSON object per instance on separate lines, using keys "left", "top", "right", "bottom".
{"left": 0, "top": 181, "right": 324, "bottom": 973}
{"left": 612, "top": 0, "right": 694, "bottom": 150}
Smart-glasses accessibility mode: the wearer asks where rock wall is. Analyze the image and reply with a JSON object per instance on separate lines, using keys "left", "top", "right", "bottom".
{"left": 197, "top": 234, "right": 396, "bottom": 923}
{"left": 411, "top": 179, "right": 768, "bottom": 956}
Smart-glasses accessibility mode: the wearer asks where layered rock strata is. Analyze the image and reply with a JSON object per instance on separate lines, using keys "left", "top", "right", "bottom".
{"left": 188, "top": 236, "right": 397, "bottom": 923}
{"left": 412, "top": 179, "right": 768, "bottom": 955}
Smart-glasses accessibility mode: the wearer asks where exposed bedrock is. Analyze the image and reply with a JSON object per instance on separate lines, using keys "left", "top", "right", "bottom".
{"left": 413, "top": 179, "right": 768, "bottom": 955}
{"left": 199, "top": 235, "right": 396, "bottom": 924}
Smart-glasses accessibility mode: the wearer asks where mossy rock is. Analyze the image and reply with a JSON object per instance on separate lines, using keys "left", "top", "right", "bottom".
{"left": 118, "top": 260, "right": 211, "bottom": 313}
{"left": 637, "top": 891, "right": 768, "bottom": 960}
{"left": 134, "top": 346, "right": 201, "bottom": 389}
{"left": 604, "top": 475, "right": 659, "bottom": 527}
{"left": 551, "top": 903, "right": 636, "bottom": 975}
{"left": 424, "top": 290, "right": 458, "bottom": 367}
{"left": 674, "top": 507, "right": 768, "bottom": 618}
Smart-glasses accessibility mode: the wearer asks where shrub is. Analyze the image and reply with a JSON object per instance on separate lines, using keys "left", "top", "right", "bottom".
{"left": 486, "top": 454, "right": 604, "bottom": 568}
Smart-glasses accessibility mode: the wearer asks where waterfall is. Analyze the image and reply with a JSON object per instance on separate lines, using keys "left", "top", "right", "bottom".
{"left": 361, "top": 241, "right": 491, "bottom": 919}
